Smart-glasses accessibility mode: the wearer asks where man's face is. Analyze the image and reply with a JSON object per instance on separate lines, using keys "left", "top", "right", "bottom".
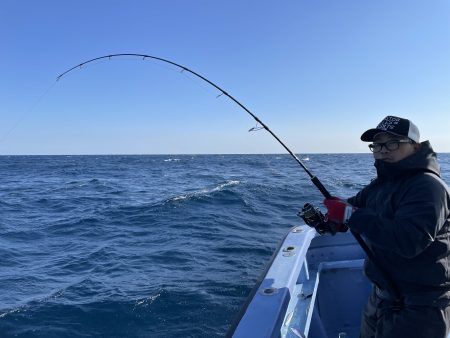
{"left": 371, "top": 133, "right": 418, "bottom": 163}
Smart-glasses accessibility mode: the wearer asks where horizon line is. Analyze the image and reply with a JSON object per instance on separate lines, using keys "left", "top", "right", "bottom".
{"left": 0, "top": 152, "right": 400, "bottom": 156}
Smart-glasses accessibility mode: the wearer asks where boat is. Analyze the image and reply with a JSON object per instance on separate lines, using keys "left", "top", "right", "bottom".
{"left": 227, "top": 225, "right": 372, "bottom": 338}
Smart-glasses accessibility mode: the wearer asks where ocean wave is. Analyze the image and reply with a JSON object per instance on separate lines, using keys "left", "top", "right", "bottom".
{"left": 132, "top": 291, "right": 163, "bottom": 310}
{"left": 167, "top": 180, "right": 241, "bottom": 203}
{"left": 0, "top": 306, "right": 25, "bottom": 319}
{"left": 0, "top": 284, "right": 67, "bottom": 319}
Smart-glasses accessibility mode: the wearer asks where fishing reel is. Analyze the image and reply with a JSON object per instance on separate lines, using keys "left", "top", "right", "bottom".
{"left": 298, "top": 203, "right": 325, "bottom": 228}
{"left": 298, "top": 203, "right": 334, "bottom": 235}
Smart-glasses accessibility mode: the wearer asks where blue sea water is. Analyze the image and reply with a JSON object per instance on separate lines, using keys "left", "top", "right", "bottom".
{"left": 1, "top": 153, "right": 450, "bottom": 337}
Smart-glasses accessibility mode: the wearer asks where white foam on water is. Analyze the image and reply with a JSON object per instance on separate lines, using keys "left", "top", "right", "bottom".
{"left": 170, "top": 180, "right": 240, "bottom": 202}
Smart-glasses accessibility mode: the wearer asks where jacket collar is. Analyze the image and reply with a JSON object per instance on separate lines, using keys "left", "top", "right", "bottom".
{"left": 374, "top": 141, "right": 440, "bottom": 181}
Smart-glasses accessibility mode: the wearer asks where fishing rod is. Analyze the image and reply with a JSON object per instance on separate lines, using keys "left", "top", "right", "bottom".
{"left": 57, "top": 54, "right": 402, "bottom": 302}
{"left": 57, "top": 53, "right": 330, "bottom": 198}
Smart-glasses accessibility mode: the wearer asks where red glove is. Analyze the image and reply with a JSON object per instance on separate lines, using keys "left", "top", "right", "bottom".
{"left": 323, "top": 197, "right": 356, "bottom": 225}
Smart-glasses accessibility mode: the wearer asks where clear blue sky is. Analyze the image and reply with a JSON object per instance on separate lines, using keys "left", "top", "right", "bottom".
{"left": 1, "top": 0, "right": 449, "bottom": 155}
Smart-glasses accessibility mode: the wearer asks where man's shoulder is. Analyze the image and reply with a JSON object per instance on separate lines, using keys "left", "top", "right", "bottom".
{"left": 406, "top": 171, "right": 450, "bottom": 197}
{"left": 421, "top": 172, "right": 449, "bottom": 190}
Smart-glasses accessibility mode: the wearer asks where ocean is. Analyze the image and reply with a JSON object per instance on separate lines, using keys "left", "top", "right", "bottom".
{"left": 1, "top": 153, "right": 449, "bottom": 337}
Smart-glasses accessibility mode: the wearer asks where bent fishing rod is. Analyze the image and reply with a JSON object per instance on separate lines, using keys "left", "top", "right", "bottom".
{"left": 57, "top": 53, "right": 401, "bottom": 301}
{"left": 57, "top": 53, "right": 329, "bottom": 198}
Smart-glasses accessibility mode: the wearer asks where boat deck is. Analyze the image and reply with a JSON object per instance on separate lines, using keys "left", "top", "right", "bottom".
{"left": 230, "top": 226, "right": 371, "bottom": 338}
{"left": 282, "top": 228, "right": 370, "bottom": 338}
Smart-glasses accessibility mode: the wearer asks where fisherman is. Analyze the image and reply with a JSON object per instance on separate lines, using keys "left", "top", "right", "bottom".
{"left": 307, "top": 116, "right": 450, "bottom": 338}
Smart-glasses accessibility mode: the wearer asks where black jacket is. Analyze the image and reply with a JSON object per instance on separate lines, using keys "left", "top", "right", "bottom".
{"left": 348, "top": 141, "right": 450, "bottom": 304}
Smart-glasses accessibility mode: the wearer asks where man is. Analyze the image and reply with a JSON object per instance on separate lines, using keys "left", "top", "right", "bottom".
{"left": 310, "top": 116, "right": 450, "bottom": 337}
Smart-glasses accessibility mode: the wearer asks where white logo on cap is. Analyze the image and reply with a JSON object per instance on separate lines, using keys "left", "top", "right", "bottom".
{"left": 377, "top": 116, "right": 400, "bottom": 131}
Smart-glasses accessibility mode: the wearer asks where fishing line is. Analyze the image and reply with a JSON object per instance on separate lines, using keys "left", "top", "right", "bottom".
{"left": 0, "top": 81, "right": 58, "bottom": 144}
{"left": 138, "top": 56, "right": 207, "bottom": 92}
{"left": 178, "top": 67, "right": 220, "bottom": 98}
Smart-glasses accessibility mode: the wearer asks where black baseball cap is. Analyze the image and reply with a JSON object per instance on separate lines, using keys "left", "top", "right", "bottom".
{"left": 360, "top": 116, "right": 420, "bottom": 143}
